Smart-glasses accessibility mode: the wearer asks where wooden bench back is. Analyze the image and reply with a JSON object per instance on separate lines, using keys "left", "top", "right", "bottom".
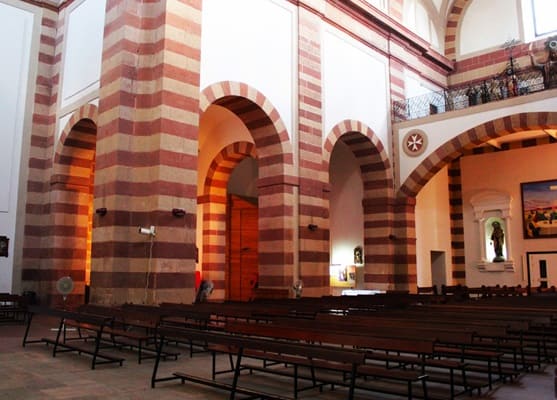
{"left": 224, "top": 320, "right": 435, "bottom": 356}
{"left": 158, "top": 325, "right": 365, "bottom": 365}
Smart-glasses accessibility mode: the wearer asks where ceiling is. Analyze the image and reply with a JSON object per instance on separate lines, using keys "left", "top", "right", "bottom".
{"left": 482, "top": 129, "right": 557, "bottom": 149}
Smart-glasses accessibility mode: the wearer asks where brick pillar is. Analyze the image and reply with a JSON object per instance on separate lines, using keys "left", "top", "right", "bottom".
{"left": 92, "top": 0, "right": 202, "bottom": 304}
{"left": 392, "top": 196, "right": 417, "bottom": 292}
{"left": 449, "top": 158, "right": 466, "bottom": 284}
{"left": 257, "top": 181, "right": 296, "bottom": 290}
{"left": 296, "top": 6, "right": 329, "bottom": 297}
{"left": 388, "top": 0, "right": 404, "bottom": 23}
{"left": 21, "top": 8, "right": 66, "bottom": 305}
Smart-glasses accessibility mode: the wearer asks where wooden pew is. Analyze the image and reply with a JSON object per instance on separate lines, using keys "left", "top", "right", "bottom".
{"left": 317, "top": 311, "right": 533, "bottom": 378}
{"left": 0, "top": 293, "right": 28, "bottom": 323}
{"left": 262, "top": 316, "right": 492, "bottom": 397}
{"left": 76, "top": 304, "right": 179, "bottom": 363}
{"left": 23, "top": 305, "right": 124, "bottom": 369}
{"left": 152, "top": 325, "right": 366, "bottom": 400}
{"left": 219, "top": 321, "right": 455, "bottom": 399}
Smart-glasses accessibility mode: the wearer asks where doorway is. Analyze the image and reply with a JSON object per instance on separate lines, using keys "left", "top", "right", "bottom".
{"left": 227, "top": 195, "right": 258, "bottom": 301}
{"left": 527, "top": 252, "right": 557, "bottom": 290}
{"left": 430, "top": 251, "right": 446, "bottom": 289}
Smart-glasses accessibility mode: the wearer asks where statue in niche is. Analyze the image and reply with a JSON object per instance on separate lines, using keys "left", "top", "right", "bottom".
{"left": 490, "top": 221, "right": 505, "bottom": 262}
{"left": 354, "top": 246, "right": 363, "bottom": 265}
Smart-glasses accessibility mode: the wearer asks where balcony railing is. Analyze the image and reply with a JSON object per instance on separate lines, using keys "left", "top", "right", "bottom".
{"left": 393, "top": 67, "right": 549, "bottom": 123}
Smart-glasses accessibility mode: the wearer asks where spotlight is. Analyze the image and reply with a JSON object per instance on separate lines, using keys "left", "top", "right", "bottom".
{"left": 172, "top": 208, "right": 186, "bottom": 217}
{"left": 138, "top": 226, "right": 156, "bottom": 237}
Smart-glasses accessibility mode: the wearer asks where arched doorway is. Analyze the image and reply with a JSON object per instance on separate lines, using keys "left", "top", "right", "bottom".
{"left": 198, "top": 82, "right": 295, "bottom": 301}
{"left": 49, "top": 116, "right": 97, "bottom": 305}
{"left": 227, "top": 157, "right": 259, "bottom": 301}
{"left": 325, "top": 121, "right": 395, "bottom": 292}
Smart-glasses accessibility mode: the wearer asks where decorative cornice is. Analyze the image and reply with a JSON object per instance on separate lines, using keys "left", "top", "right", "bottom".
{"left": 335, "top": 0, "right": 454, "bottom": 73}
{"left": 18, "top": 0, "right": 73, "bottom": 12}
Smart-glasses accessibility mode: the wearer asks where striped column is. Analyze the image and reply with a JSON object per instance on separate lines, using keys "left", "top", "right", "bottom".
{"left": 92, "top": 0, "right": 201, "bottom": 305}
{"left": 444, "top": 0, "right": 468, "bottom": 60}
{"left": 388, "top": 0, "right": 403, "bottom": 23}
{"left": 391, "top": 196, "right": 417, "bottom": 291}
{"left": 389, "top": 57, "right": 406, "bottom": 122}
{"left": 448, "top": 158, "right": 466, "bottom": 284}
{"left": 21, "top": 8, "right": 66, "bottom": 305}
{"left": 297, "top": 7, "right": 329, "bottom": 297}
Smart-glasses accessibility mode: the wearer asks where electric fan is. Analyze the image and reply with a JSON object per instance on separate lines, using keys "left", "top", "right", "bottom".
{"left": 56, "top": 276, "right": 74, "bottom": 302}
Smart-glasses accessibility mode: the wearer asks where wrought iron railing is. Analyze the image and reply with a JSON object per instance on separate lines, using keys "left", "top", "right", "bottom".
{"left": 393, "top": 67, "right": 548, "bottom": 123}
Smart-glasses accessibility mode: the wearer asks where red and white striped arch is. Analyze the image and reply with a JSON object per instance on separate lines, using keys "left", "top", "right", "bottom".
{"left": 400, "top": 112, "right": 557, "bottom": 198}
{"left": 323, "top": 120, "right": 402, "bottom": 290}
{"left": 198, "top": 141, "right": 256, "bottom": 298}
{"left": 199, "top": 81, "right": 296, "bottom": 294}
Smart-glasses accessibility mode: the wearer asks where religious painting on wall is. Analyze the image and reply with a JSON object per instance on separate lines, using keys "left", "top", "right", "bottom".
{"left": 521, "top": 179, "right": 557, "bottom": 239}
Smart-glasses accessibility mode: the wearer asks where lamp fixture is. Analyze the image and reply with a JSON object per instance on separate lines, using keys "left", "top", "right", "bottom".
{"left": 172, "top": 208, "right": 186, "bottom": 217}
{"left": 95, "top": 207, "right": 107, "bottom": 216}
{"left": 138, "top": 225, "right": 156, "bottom": 237}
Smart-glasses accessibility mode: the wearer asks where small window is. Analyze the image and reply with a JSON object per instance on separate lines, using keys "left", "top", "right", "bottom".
{"left": 532, "top": 0, "right": 557, "bottom": 37}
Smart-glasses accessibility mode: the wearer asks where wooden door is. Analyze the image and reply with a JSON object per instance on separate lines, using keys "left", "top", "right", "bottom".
{"left": 228, "top": 195, "right": 258, "bottom": 301}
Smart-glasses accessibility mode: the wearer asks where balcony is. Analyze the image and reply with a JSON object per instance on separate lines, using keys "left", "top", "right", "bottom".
{"left": 393, "top": 67, "right": 551, "bottom": 123}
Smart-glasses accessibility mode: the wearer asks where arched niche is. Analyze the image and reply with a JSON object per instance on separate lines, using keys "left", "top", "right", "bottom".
{"left": 470, "top": 190, "right": 514, "bottom": 272}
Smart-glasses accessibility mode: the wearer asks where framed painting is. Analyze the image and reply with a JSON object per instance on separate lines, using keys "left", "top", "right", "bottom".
{"left": 521, "top": 179, "right": 557, "bottom": 238}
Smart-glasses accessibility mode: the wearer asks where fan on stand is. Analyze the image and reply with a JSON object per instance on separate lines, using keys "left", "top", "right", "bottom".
{"left": 56, "top": 276, "right": 74, "bottom": 307}
{"left": 52, "top": 276, "right": 74, "bottom": 332}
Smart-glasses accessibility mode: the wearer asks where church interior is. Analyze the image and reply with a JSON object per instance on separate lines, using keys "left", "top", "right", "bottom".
{"left": 1, "top": 0, "right": 557, "bottom": 398}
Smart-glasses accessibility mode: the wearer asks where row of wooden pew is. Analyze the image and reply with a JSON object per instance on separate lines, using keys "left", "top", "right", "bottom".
{"left": 0, "top": 293, "right": 29, "bottom": 323}
{"left": 21, "top": 294, "right": 557, "bottom": 399}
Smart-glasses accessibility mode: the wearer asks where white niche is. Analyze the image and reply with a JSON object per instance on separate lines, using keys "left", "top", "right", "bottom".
{"left": 470, "top": 190, "right": 514, "bottom": 272}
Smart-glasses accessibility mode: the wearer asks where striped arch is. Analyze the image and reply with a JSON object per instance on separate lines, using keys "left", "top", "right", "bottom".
{"left": 54, "top": 104, "right": 98, "bottom": 167}
{"left": 200, "top": 82, "right": 296, "bottom": 291}
{"left": 444, "top": 0, "right": 470, "bottom": 60}
{"left": 323, "top": 120, "right": 400, "bottom": 290}
{"left": 401, "top": 111, "right": 557, "bottom": 289}
{"left": 200, "top": 82, "right": 294, "bottom": 178}
{"left": 46, "top": 104, "right": 98, "bottom": 305}
{"left": 198, "top": 142, "right": 257, "bottom": 299}
{"left": 400, "top": 112, "right": 557, "bottom": 198}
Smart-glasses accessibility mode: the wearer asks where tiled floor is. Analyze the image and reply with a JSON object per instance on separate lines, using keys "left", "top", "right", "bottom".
{"left": 1, "top": 315, "right": 554, "bottom": 399}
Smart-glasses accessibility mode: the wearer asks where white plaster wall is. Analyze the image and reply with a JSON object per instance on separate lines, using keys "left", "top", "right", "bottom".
{"left": 0, "top": 1, "right": 40, "bottom": 292}
{"left": 402, "top": 0, "right": 440, "bottom": 50}
{"left": 415, "top": 165, "right": 452, "bottom": 286}
{"left": 363, "top": 0, "right": 385, "bottom": 10}
{"left": 405, "top": 70, "right": 444, "bottom": 117}
{"left": 461, "top": 144, "right": 557, "bottom": 288}
{"left": 59, "top": 0, "right": 106, "bottom": 118}
{"left": 397, "top": 94, "right": 557, "bottom": 187}
{"left": 200, "top": 0, "right": 296, "bottom": 138}
{"left": 459, "top": 0, "right": 520, "bottom": 58}
{"left": 322, "top": 26, "right": 390, "bottom": 158}
{"left": 329, "top": 141, "right": 364, "bottom": 268}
